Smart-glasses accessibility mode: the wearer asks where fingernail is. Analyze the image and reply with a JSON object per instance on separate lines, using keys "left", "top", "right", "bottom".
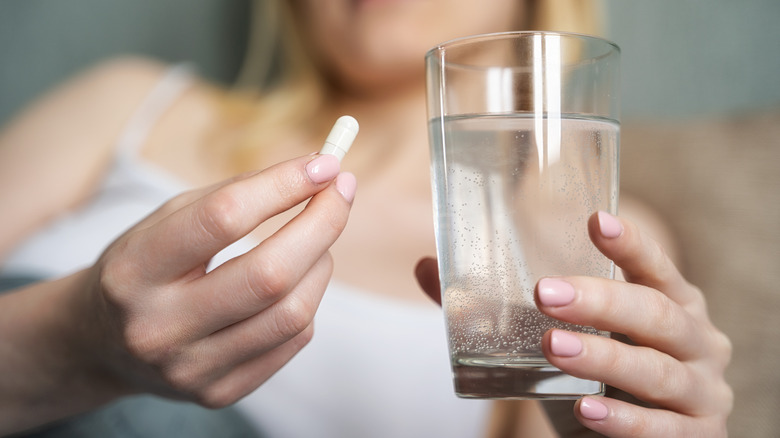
{"left": 335, "top": 172, "right": 357, "bottom": 202}
{"left": 305, "top": 154, "right": 340, "bottom": 184}
{"left": 580, "top": 397, "right": 609, "bottom": 420}
{"left": 538, "top": 278, "right": 575, "bottom": 307}
{"left": 597, "top": 211, "right": 623, "bottom": 239}
{"left": 550, "top": 329, "right": 582, "bottom": 357}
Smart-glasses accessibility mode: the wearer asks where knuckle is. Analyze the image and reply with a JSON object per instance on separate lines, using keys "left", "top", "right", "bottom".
{"left": 720, "top": 382, "right": 735, "bottom": 414}
{"left": 295, "top": 324, "right": 316, "bottom": 348}
{"left": 198, "top": 189, "right": 244, "bottom": 242}
{"left": 318, "top": 252, "right": 334, "bottom": 277}
{"left": 685, "top": 282, "right": 705, "bottom": 300}
{"left": 121, "top": 316, "right": 194, "bottom": 368}
{"left": 683, "top": 282, "right": 710, "bottom": 315}
{"left": 164, "top": 361, "right": 205, "bottom": 394}
{"left": 245, "top": 255, "right": 294, "bottom": 303}
{"left": 653, "top": 353, "right": 696, "bottom": 407}
{"left": 194, "top": 384, "right": 238, "bottom": 410}
{"left": 694, "top": 415, "right": 729, "bottom": 438}
{"left": 99, "top": 237, "right": 144, "bottom": 301}
{"left": 269, "top": 295, "right": 317, "bottom": 341}
{"left": 715, "top": 413, "right": 730, "bottom": 437}
{"left": 651, "top": 356, "right": 686, "bottom": 400}
{"left": 713, "top": 330, "right": 733, "bottom": 368}
{"left": 647, "top": 293, "right": 683, "bottom": 341}
{"left": 122, "top": 321, "right": 177, "bottom": 364}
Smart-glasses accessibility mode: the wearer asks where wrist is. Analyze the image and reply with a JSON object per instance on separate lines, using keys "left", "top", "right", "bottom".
{"left": 0, "top": 270, "right": 130, "bottom": 434}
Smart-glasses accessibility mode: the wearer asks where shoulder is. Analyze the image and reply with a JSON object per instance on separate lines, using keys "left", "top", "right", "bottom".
{"left": 33, "top": 56, "right": 216, "bottom": 131}
{"left": 0, "top": 56, "right": 201, "bottom": 251}
{"left": 59, "top": 56, "right": 177, "bottom": 117}
{"left": 0, "top": 56, "right": 195, "bottom": 179}
{"left": 4, "top": 56, "right": 226, "bottom": 158}
{"left": 76, "top": 56, "right": 171, "bottom": 91}
{"left": 1, "top": 56, "right": 179, "bottom": 145}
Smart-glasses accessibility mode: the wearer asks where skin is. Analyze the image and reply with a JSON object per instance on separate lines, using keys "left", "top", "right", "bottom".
{"left": 0, "top": 0, "right": 732, "bottom": 435}
{"left": 0, "top": 150, "right": 355, "bottom": 433}
{"left": 289, "top": 0, "right": 523, "bottom": 95}
{"left": 416, "top": 212, "right": 733, "bottom": 437}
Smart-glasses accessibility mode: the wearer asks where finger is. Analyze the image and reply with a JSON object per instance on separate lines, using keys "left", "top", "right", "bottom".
{"left": 535, "top": 277, "right": 710, "bottom": 362}
{"left": 126, "top": 154, "right": 342, "bottom": 283}
{"left": 127, "top": 170, "right": 263, "bottom": 233}
{"left": 588, "top": 211, "right": 702, "bottom": 309}
{"left": 415, "top": 257, "right": 441, "bottom": 305}
{"left": 542, "top": 329, "right": 721, "bottom": 416}
{"left": 196, "top": 252, "right": 331, "bottom": 369}
{"left": 572, "top": 396, "right": 716, "bottom": 438}
{"left": 143, "top": 252, "right": 330, "bottom": 401}
{"left": 187, "top": 173, "right": 353, "bottom": 332}
{"left": 189, "top": 324, "right": 315, "bottom": 409}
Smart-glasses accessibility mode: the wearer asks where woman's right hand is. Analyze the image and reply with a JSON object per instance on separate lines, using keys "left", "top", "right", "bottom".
{"left": 0, "top": 153, "right": 355, "bottom": 433}
{"left": 95, "top": 153, "right": 356, "bottom": 403}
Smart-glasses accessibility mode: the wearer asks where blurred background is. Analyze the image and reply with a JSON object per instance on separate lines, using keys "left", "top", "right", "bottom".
{"left": 1, "top": 0, "right": 778, "bottom": 436}
{"left": 3, "top": 0, "right": 780, "bottom": 123}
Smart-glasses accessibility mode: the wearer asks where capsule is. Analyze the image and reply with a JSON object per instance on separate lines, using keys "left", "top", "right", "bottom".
{"left": 319, "top": 115, "right": 359, "bottom": 162}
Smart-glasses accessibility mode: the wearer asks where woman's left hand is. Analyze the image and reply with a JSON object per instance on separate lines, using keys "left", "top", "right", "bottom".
{"left": 533, "top": 211, "right": 733, "bottom": 437}
{"left": 415, "top": 211, "right": 733, "bottom": 437}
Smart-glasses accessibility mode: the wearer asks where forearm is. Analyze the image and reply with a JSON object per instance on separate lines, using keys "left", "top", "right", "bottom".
{"left": 0, "top": 270, "right": 128, "bottom": 434}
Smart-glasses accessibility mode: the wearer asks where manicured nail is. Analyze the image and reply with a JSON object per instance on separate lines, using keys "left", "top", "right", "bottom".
{"left": 335, "top": 172, "right": 357, "bottom": 202}
{"left": 305, "top": 154, "right": 340, "bottom": 184}
{"left": 550, "top": 329, "right": 583, "bottom": 357}
{"left": 538, "top": 278, "right": 575, "bottom": 307}
{"left": 580, "top": 397, "right": 609, "bottom": 421}
{"left": 597, "top": 211, "right": 623, "bottom": 239}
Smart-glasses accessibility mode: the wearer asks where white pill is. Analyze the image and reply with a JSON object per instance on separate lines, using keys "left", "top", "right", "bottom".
{"left": 319, "top": 115, "right": 359, "bottom": 162}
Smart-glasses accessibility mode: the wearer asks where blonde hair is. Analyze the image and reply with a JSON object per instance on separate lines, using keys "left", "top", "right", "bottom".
{"left": 221, "top": 0, "right": 605, "bottom": 172}
{"left": 531, "top": 0, "right": 605, "bottom": 36}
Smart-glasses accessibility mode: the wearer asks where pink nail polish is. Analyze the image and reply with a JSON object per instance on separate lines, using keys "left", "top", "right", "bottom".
{"left": 335, "top": 172, "right": 357, "bottom": 202}
{"left": 538, "top": 278, "right": 575, "bottom": 307}
{"left": 550, "top": 329, "right": 582, "bottom": 357}
{"left": 580, "top": 397, "right": 609, "bottom": 420}
{"left": 597, "top": 210, "right": 623, "bottom": 238}
{"left": 305, "top": 154, "right": 340, "bottom": 184}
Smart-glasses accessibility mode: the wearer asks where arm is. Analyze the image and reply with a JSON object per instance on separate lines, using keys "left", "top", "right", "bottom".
{"left": 0, "top": 154, "right": 357, "bottom": 434}
{"left": 0, "top": 57, "right": 168, "bottom": 259}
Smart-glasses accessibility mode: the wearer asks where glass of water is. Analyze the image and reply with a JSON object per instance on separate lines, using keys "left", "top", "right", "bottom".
{"left": 425, "top": 31, "right": 620, "bottom": 399}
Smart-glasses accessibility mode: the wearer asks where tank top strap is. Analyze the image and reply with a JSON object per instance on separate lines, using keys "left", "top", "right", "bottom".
{"left": 115, "top": 63, "right": 196, "bottom": 159}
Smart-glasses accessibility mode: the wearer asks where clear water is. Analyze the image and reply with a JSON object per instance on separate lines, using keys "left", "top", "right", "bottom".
{"left": 429, "top": 113, "right": 618, "bottom": 397}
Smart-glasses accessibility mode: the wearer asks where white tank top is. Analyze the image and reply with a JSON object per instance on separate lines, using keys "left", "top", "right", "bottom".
{"left": 0, "top": 65, "right": 493, "bottom": 438}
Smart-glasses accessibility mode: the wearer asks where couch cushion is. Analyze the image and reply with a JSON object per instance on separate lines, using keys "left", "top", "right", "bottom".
{"left": 621, "top": 109, "right": 780, "bottom": 436}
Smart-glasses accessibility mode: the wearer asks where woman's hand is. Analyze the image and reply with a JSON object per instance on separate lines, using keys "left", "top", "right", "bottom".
{"left": 415, "top": 211, "right": 733, "bottom": 437}
{"left": 536, "top": 211, "right": 732, "bottom": 436}
{"left": 95, "top": 153, "right": 356, "bottom": 402}
{"left": 0, "top": 154, "right": 355, "bottom": 433}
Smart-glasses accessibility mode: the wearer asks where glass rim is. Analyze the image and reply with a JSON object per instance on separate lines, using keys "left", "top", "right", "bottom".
{"left": 425, "top": 30, "right": 620, "bottom": 65}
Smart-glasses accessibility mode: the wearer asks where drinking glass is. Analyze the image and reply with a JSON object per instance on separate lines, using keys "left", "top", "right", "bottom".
{"left": 426, "top": 31, "right": 620, "bottom": 399}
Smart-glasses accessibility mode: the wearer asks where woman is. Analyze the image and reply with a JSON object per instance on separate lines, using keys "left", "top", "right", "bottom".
{"left": 0, "top": 0, "right": 731, "bottom": 436}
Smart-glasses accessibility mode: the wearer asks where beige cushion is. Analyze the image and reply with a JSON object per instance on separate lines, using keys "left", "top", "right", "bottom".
{"left": 620, "top": 109, "right": 780, "bottom": 436}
